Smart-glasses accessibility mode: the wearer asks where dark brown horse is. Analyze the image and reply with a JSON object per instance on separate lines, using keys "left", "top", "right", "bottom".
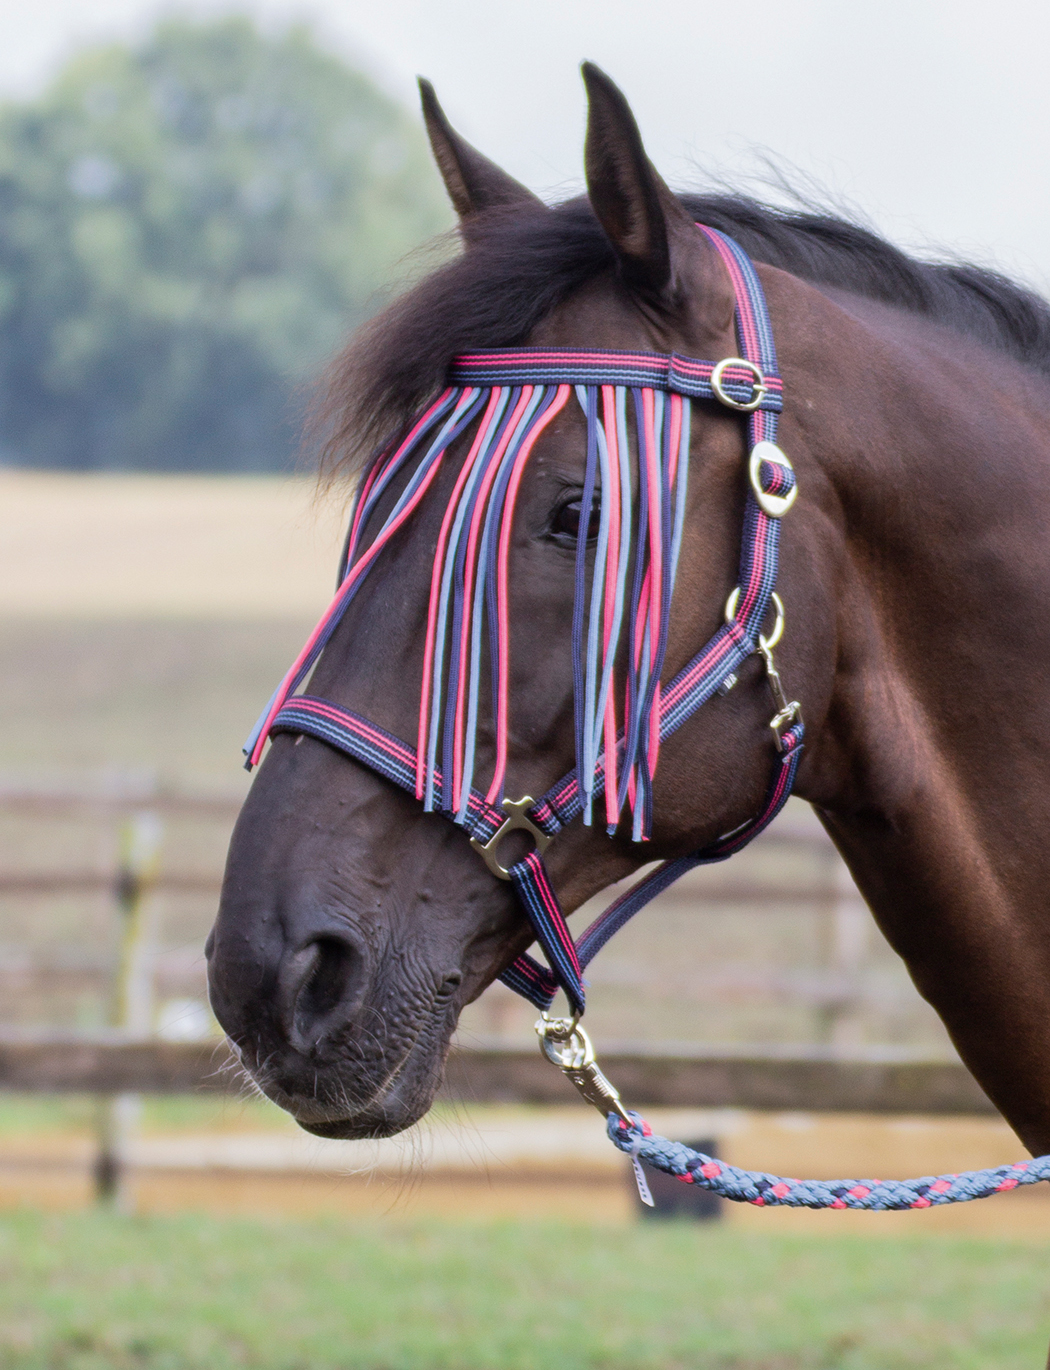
{"left": 208, "top": 64, "right": 1050, "bottom": 1189}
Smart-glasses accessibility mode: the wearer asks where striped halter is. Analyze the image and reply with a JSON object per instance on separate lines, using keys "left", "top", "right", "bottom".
{"left": 244, "top": 226, "right": 803, "bottom": 1019}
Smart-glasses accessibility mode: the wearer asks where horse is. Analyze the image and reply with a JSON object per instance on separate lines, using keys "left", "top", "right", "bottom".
{"left": 207, "top": 62, "right": 1050, "bottom": 1202}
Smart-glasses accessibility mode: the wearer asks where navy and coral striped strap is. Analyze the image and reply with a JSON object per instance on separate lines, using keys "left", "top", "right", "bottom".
{"left": 271, "top": 696, "right": 532, "bottom": 846}
{"left": 504, "top": 719, "right": 804, "bottom": 1013}
{"left": 450, "top": 348, "right": 783, "bottom": 412}
{"left": 269, "top": 697, "right": 588, "bottom": 1013}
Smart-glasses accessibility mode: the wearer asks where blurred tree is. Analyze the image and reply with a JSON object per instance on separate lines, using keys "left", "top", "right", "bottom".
{"left": 0, "top": 18, "right": 450, "bottom": 471}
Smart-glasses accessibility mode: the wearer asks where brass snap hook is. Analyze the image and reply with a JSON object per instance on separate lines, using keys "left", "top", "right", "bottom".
{"left": 469, "top": 796, "right": 552, "bottom": 881}
{"left": 535, "top": 1015, "right": 632, "bottom": 1122}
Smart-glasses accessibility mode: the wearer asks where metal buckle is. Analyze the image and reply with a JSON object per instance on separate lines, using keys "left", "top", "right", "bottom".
{"left": 710, "top": 357, "right": 767, "bottom": 412}
{"left": 767, "top": 698, "right": 803, "bottom": 747}
{"left": 469, "top": 796, "right": 551, "bottom": 881}
{"left": 724, "top": 588, "right": 785, "bottom": 651}
{"left": 536, "top": 1014, "right": 632, "bottom": 1122}
{"left": 748, "top": 441, "right": 797, "bottom": 518}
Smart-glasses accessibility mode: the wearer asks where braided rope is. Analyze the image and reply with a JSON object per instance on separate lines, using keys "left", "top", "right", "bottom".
{"left": 608, "top": 1113, "right": 1050, "bottom": 1210}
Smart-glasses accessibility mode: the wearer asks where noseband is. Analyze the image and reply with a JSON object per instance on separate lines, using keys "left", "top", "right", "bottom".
{"left": 245, "top": 226, "right": 803, "bottom": 1021}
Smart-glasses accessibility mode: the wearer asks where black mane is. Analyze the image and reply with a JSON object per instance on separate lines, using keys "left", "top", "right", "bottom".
{"left": 317, "top": 192, "right": 1050, "bottom": 477}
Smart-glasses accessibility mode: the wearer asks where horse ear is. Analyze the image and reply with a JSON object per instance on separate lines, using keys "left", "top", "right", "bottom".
{"left": 581, "top": 63, "right": 699, "bottom": 298}
{"left": 418, "top": 79, "right": 545, "bottom": 221}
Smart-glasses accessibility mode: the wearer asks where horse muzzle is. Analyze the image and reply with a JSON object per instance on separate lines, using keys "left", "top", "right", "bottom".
{"left": 206, "top": 874, "right": 465, "bottom": 1139}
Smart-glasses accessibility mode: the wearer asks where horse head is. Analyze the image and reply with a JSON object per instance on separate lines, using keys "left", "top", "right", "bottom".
{"left": 206, "top": 67, "right": 840, "bottom": 1139}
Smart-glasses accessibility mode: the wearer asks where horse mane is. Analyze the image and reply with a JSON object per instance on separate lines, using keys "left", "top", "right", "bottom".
{"left": 314, "top": 192, "right": 1050, "bottom": 481}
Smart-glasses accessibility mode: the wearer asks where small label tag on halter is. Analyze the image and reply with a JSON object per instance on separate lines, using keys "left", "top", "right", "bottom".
{"left": 630, "top": 1143, "right": 654, "bottom": 1207}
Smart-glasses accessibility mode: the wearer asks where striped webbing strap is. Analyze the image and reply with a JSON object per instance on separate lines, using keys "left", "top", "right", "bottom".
{"left": 449, "top": 349, "right": 784, "bottom": 409}
{"left": 261, "top": 226, "right": 802, "bottom": 1017}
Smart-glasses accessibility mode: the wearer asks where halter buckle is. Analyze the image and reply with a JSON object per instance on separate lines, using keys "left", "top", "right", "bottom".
{"left": 470, "top": 796, "right": 552, "bottom": 881}
{"left": 749, "top": 442, "right": 797, "bottom": 518}
{"left": 711, "top": 357, "right": 768, "bottom": 412}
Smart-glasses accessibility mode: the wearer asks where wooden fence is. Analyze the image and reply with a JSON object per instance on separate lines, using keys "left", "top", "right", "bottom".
{"left": 0, "top": 778, "right": 911, "bottom": 1047}
{"left": 0, "top": 1031, "right": 995, "bottom": 1116}
{"left": 0, "top": 783, "right": 998, "bottom": 1209}
{"left": 0, "top": 780, "right": 981, "bottom": 1122}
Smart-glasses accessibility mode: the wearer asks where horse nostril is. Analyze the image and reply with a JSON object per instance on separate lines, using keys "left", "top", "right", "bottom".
{"left": 287, "top": 936, "right": 362, "bottom": 1046}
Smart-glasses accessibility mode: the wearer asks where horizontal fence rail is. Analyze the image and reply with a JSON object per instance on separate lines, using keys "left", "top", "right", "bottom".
{"left": 0, "top": 873, "right": 859, "bottom": 905}
{"left": 0, "top": 1033, "right": 996, "bottom": 1116}
{"left": 0, "top": 785, "right": 243, "bottom": 819}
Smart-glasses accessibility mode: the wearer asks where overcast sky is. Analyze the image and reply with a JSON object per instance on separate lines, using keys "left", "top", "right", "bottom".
{"left": 2, "top": 0, "right": 1050, "bottom": 288}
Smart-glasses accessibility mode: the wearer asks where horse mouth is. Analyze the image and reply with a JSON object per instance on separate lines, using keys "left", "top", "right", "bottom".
{"left": 232, "top": 978, "right": 460, "bottom": 1140}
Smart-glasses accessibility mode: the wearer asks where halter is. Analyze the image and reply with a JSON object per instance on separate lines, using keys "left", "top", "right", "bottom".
{"left": 244, "top": 225, "right": 803, "bottom": 1021}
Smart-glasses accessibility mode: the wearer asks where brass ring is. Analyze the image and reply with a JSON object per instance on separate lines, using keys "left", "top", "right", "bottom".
{"left": 710, "top": 357, "right": 767, "bottom": 412}
{"left": 724, "top": 588, "right": 785, "bottom": 651}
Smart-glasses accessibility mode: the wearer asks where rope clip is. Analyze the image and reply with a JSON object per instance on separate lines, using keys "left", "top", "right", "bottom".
{"left": 756, "top": 612, "right": 802, "bottom": 751}
{"left": 535, "top": 1014, "right": 632, "bottom": 1123}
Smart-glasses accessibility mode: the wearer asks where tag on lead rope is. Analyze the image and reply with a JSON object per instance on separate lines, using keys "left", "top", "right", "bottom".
{"left": 630, "top": 1141, "right": 654, "bottom": 1207}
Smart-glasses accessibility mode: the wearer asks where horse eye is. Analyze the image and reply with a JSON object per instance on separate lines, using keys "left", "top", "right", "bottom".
{"left": 551, "top": 497, "right": 601, "bottom": 543}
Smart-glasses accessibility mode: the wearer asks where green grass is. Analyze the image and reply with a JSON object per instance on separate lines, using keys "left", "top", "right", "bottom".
{"left": 0, "top": 1093, "right": 294, "bottom": 1138}
{"left": 0, "top": 1212, "right": 1046, "bottom": 1369}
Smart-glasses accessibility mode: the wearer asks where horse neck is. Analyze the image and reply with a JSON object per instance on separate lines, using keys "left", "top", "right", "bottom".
{"left": 793, "top": 284, "right": 1050, "bottom": 826}
{"left": 782, "top": 279, "right": 1050, "bottom": 1147}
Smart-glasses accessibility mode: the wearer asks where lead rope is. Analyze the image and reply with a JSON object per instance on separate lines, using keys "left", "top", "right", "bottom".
{"left": 535, "top": 1017, "right": 1050, "bottom": 1210}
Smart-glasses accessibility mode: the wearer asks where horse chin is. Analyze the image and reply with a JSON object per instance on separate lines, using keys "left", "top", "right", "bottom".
{"left": 287, "top": 1056, "right": 442, "bottom": 1139}
{"left": 228, "top": 993, "right": 457, "bottom": 1141}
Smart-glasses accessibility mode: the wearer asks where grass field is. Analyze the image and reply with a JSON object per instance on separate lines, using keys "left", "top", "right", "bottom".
{"left": 0, "top": 1212, "right": 1047, "bottom": 1369}
{"left": 0, "top": 1211, "right": 1047, "bottom": 1370}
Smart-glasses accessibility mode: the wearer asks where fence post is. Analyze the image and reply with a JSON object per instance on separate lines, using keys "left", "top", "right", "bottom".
{"left": 94, "top": 810, "right": 162, "bottom": 1209}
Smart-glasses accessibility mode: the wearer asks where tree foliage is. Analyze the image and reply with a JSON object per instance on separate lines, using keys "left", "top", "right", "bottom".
{"left": 0, "top": 18, "right": 450, "bottom": 471}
